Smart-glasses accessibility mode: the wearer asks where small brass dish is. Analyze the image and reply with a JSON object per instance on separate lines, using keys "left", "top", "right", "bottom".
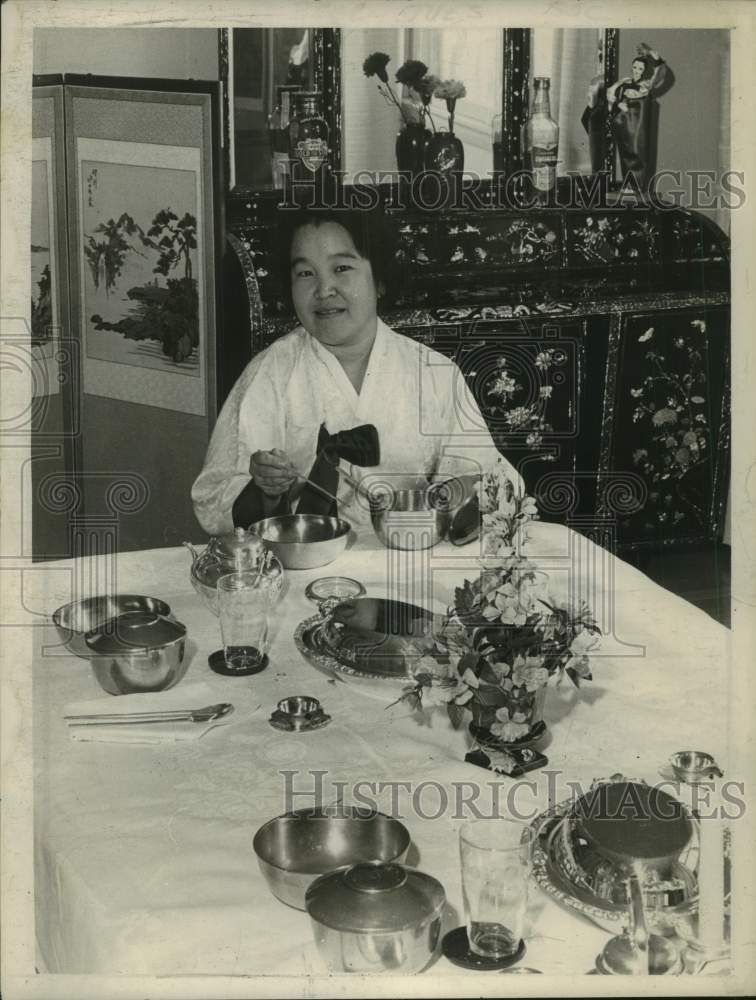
{"left": 670, "top": 750, "right": 723, "bottom": 783}
{"left": 269, "top": 695, "right": 331, "bottom": 732}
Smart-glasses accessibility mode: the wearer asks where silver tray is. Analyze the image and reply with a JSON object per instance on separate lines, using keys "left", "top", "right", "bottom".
{"left": 530, "top": 794, "right": 700, "bottom": 935}
{"left": 294, "top": 615, "right": 413, "bottom": 699}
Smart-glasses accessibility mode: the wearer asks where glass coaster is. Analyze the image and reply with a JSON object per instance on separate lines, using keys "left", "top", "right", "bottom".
{"left": 441, "top": 927, "right": 526, "bottom": 970}
{"left": 208, "top": 648, "right": 268, "bottom": 676}
{"left": 304, "top": 576, "right": 366, "bottom": 604}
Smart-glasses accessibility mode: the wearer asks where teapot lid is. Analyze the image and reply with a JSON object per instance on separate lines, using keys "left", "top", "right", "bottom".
{"left": 305, "top": 862, "right": 445, "bottom": 932}
{"left": 216, "top": 526, "right": 265, "bottom": 560}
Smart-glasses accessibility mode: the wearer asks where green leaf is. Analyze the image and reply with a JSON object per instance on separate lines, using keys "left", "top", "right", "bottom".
{"left": 447, "top": 701, "right": 466, "bottom": 729}
{"left": 454, "top": 580, "right": 476, "bottom": 615}
{"left": 458, "top": 651, "right": 481, "bottom": 676}
{"left": 475, "top": 685, "right": 512, "bottom": 707}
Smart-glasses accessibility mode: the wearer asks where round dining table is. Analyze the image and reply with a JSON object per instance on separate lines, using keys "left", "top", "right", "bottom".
{"left": 30, "top": 521, "right": 732, "bottom": 985}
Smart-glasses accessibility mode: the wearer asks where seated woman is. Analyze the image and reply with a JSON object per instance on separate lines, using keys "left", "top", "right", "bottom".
{"left": 191, "top": 208, "right": 523, "bottom": 536}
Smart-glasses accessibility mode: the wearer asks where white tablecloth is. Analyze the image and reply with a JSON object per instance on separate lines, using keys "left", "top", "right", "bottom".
{"left": 32, "top": 524, "right": 731, "bottom": 979}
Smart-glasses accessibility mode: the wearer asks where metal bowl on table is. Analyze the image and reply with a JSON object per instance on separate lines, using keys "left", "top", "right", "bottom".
{"left": 251, "top": 514, "right": 351, "bottom": 570}
{"left": 305, "top": 861, "right": 446, "bottom": 974}
{"left": 52, "top": 595, "right": 172, "bottom": 658}
{"left": 368, "top": 475, "right": 455, "bottom": 551}
{"left": 84, "top": 610, "right": 188, "bottom": 695}
{"left": 252, "top": 806, "right": 411, "bottom": 910}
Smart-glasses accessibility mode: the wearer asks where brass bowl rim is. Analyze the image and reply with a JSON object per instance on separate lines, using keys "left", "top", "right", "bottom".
{"left": 251, "top": 514, "right": 352, "bottom": 543}
{"left": 253, "top": 806, "right": 410, "bottom": 876}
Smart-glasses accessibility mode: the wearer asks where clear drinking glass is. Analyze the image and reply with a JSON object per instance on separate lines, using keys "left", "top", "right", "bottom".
{"left": 459, "top": 818, "right": 534, "bottom": 959}
{"left": 217, "top": 571, "right": 274, "bottom": 672}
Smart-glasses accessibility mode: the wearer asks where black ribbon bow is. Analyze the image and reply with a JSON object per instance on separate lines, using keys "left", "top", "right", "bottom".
{"left": 297, "top": 423, "right": 380, "bottom": 517}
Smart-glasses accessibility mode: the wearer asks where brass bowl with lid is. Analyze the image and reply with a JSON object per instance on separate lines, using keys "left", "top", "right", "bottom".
{"left": 85, "top": 611, "right": 188, "bottom": 695}
{"left": 305, "top": 861, "right": 446, "bottom": 974}
{"left": 52, "top": 594, "right": 173, "bottom": 659}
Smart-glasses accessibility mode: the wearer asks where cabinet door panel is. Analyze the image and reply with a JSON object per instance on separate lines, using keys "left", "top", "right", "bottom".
{"left": 602, "top": 308, "right": 729, "bottom": 546}
{"left": 403, "top": 318, "right": 608, "bottom": 520}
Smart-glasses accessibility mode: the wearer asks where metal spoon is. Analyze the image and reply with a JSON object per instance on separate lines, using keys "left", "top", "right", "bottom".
{"left": 500, "top": 967, "right": 543, "bottom": 974}
{"left": 65, "top": 703, "right": 235, "bottom": 726}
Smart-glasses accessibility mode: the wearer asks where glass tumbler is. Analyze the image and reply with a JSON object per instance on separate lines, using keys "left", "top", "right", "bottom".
{"left": 459, "top": 817, "right": 534, "bottom": 959}
{"left": 217, "top": 571, "right": 274, "bottom": 673}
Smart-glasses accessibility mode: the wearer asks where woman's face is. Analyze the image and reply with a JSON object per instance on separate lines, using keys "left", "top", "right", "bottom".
{"left": 631, "top": 59, "right": 645, "bottom": 83}
{"left": 290, "top": 221, "right": 378, "bottom": 350}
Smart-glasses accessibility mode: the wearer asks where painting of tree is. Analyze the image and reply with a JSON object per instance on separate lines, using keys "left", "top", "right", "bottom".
{"left": 82, "top": 159, "right": 202, "bottom": 374}
{"left": 83, "top": 213, "right": 146, "bottom": 295}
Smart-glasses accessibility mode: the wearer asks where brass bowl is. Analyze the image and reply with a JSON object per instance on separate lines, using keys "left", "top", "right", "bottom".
{"left": 306, "top": 862, "right": 446, "bottom": 974}
{"left": 368, "top": 477, "right": 451, "bottom": 551}
{"left": 52, "top": 595, "right": 172, "bottom": 658}
{"left": 253, "top": 806, "right": 411, "bottom": 910}
{"left": 85, "top": 611, "right": 188, "bottom": 695}
{"left": 251, "top": 515, "right": 351, "bottom": 570}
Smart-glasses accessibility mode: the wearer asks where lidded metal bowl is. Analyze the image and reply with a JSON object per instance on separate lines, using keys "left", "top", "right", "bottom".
{"left": 85, "top": 611, "right": 188, "bottom": 695}
{"left": 184, "top": 526, "right": 284, "bottom": 614}
{"left": 52, "top": 594, "right": 172, "bottom": 658}
{"left": 305, "top": 862, "right": 446, "bottom": 974}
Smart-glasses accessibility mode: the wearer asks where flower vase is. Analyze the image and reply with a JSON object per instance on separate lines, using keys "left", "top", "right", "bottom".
{"left": 396, "top": 123, "right": 431, "bottom": 176}
{"left": 469, "top": 684, "right": 547, "bottom": 749}
{"left": 423, "top": 131, "right": 464, "bottom": 174}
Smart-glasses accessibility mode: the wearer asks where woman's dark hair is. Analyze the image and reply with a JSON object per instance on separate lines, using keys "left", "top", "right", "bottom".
{"left": 277, "top": 207, "right": 390, "bottom": 309}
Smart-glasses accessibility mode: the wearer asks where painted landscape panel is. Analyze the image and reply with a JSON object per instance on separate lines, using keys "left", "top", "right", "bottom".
{"left": 81, "top": 159, "right": 201, "bottom": 377}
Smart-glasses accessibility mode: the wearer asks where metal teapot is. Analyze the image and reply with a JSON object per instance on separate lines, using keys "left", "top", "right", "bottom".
{"left": 183, "top": 526, "right": 285, "bottom": 615}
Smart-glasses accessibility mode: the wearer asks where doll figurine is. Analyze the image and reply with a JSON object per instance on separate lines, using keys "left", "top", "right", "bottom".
{"left": 606, "top": 42, "right": 668, "bottom": 190}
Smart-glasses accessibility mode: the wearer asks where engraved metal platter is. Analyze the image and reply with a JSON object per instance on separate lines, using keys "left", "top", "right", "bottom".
{"left": 529, "top": 792, "right": 700, "bottom": 936}
{"left": 294, "top": 614, "right": 413, "bottom": 701}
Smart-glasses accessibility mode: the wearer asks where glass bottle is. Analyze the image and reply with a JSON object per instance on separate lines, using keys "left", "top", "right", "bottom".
{"left": 288, "top": 91, "right": 330, "bottom": 178}
{"left": 523, "top": 77, "right": 559, "bottom": 201}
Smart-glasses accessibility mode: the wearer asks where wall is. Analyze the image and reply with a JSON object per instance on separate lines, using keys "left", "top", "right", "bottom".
{"left": 33, "top": 27, "right": 219, "bottom": 80}
{"left": 342, "top": 28, "right": 404, "bottom": 181}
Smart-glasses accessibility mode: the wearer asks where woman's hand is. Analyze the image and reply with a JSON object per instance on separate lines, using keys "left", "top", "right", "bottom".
{"left": 249, "top": 448, "right": 297, "bottom": 497}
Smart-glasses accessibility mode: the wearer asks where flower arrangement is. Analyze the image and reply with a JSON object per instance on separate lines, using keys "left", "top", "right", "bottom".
{"left": 363, "top": 52, "right": 415, "bottom": 125}
{"left": 396, "top": 460, "right": 601, "bottom": 745}
{"left": 363, "top": 52, "right": 467, "bottom": 136}
{"left": 432, "top": 78, "right": 467, "bottom": 133}
{"left": 396, "top": 60, "right": 439, "bottom": 132}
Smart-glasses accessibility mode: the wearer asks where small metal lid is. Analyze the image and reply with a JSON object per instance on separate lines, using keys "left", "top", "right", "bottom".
{"left": 305, "top": 862, "right": 445, "bottom": 933}
{"left": 85, "top": 611, "right": 185, "bottom": 654}
{"left": 216, "top": 526, "right": 266, "bottom": 564}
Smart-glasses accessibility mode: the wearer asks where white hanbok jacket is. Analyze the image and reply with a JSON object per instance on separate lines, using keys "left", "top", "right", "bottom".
{"left": 192, "top": 319, "right": 523, "bottom": 535}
